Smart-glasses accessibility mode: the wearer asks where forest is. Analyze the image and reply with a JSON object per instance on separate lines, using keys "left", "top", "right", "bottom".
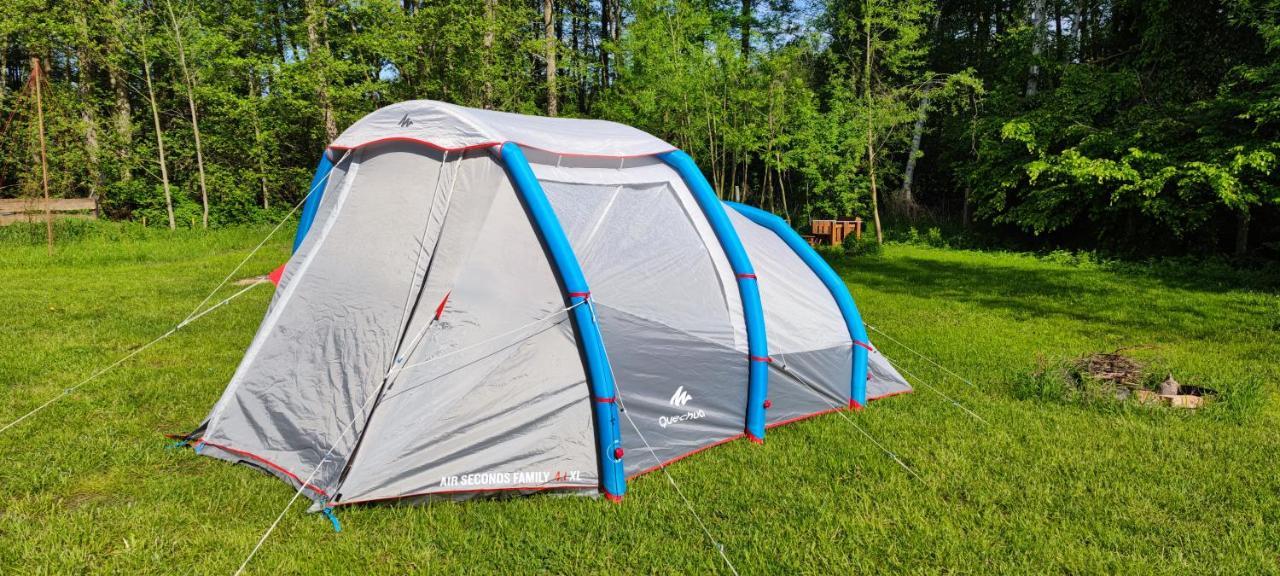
{"left": 0, "top": 0, "right": 1276, "bottom": 257}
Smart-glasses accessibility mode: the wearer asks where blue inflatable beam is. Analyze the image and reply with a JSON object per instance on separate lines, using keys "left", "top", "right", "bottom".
{"left": 292, "top": 153, "right": 335, "bottom": 252}
{"left": 725, "top": 202, "right": 870, "bottom": 408}
{"left": 499, "top": 142, "right": 626, "bottom": 501}
{"left": 658, "top": 150, "right": 770, "bottom": 442}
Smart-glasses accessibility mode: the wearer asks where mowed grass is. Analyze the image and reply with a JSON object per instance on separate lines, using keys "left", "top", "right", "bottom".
{"left": 1, "top": 223, "right": 1278, "bottom": 574}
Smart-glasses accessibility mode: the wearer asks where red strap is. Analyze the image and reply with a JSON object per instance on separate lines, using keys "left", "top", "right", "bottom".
{"left": 594, "top": 396, "right": 616, "bottom": 403}
{"left": 434, "top": 291, "right": 451, "bottom": 320}
{"left": 750, "top": 355, "right": 772, "bottom": 363}
{"left": 852, "top": 340, "right": 874, "bottom": 352}
{"left": 568, "top": 291, "right": 591, "bottom": 299}
{"left": 736, "top": 273, "right": 757, "bottom": 280}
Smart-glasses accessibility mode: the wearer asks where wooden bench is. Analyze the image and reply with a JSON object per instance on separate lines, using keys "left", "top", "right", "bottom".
{"left": 809, "top": 218, "right": 863, "bottom": 245}
{"left": 0, "top": 197, "right": 97, "bottom": 226}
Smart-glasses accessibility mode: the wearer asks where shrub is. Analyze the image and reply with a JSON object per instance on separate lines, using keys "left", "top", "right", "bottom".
{"left": 843, "top": 232, "right": 882, "bottom": 257}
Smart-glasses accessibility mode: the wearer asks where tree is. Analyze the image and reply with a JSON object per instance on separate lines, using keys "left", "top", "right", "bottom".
{"left": 165, "top": 0, "right": 209, "bottom": 228}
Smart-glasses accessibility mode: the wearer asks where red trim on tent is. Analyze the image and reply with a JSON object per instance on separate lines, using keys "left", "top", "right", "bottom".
{"left": 330, "top": 484, "right": 591, "bottom": 507}
{"left": 594, "top": 396, "right": 616, "bottom": 403}
{"left": 567, "top": 291, "right": 591, "bottom": 299}
{"left": 735, "top": 273, "right": 757, "bottom": 280}
{"left": 518, "top": 142, "right": 678, "bottom": 160}
{"left": 327, "top": 138, "right": 677, "bottom": 160}
{"left": 604, "top": 492, "right": 624, "bottom": 503}
{"left": 196, "top": 439, "right": 330, "bottom": 497}
{"left": 869, "top": 388, "right": 914, "bottom": 401}
{"left": 328, "top": 137, "right": 500, "bottom": 154}
{"left": 627, "top": 433, "right": 746, "bottom": 479}
{"left": 765, "top": 405, "right": 849, "bottom": 430}
{"left": 627, "top": 386, "right": 917, "bottom": 481}
{"left": 750, "top": 355, "right": 772, "bottom": 363}
{"left": 763, "top": 388, "right": 911, "bottom": 431}
{"left": 852, "top": 340, "right": 875, "bottom": 352}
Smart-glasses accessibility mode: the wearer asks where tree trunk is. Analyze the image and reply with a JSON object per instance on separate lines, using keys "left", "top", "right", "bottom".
{"left": 0, "top": 35, "right": 6, "bottom": 100}
{"left": 306, "top": 0, "right": 338, "bottom": 142}
{"left": 1054, "top": 0, "right": 1063, "bottom": 60}
{"left": 1026, "top": 0, "right": 1043, "bottom": 97}
{"left": 865, "top": 0, "right": 883, "bottom": 244}
{"left": 481, "top": 0, "right": 496, "bottom": 108}
{"left": 141, "top": 48, "right": 175, "bottom": 230}
{"left": 897, "top": 90, "right": 929, "bottom": 217}
{"left": 107, "top": 50, "right": 132, "bottom": 184}
{"left": 166, "top": 0, "right": 209, "bottom": 228}
{"left": 249, "top": 71, "right": 270, "bottom": 210}
{"left": 776, "top": 151, "right": 790, "bottom": 224}
{"left": 1074, "top": 0, "right": 1085, "bottom": 61}
{"left": 74, "top": 22, "right": 101, "bottom": 203}
{"left": 600, "top": 0, "right": 611, "bottom": 87}
{"left": 572, "top": 0, "right": 584, "bottom": 112}
{"left": 740, "top": 0, "right": 752, "bottom": 56}
{"left": 1235, "top": 208, "right": 1250, "bottom": 256}
{"left": 544, "top": 0, "right": 557, "bottom": 116}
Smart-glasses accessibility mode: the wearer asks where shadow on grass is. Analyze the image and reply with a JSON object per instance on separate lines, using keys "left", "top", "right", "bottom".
{"left": 835, "top": 254, "right": 1274, "bottom": 342}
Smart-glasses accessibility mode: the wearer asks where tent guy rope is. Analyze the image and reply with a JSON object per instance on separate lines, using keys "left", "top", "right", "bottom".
{"left": 877, "top": 351, "right": 990, "bottom": 425}
{"left": 180, "top": 150, "right": 351, "bottom": 325}
{"left": 0, "top": 282, "right": 263, "bottom": 437}
{"left": 0, "top": 151, "right": 351, "bottom": 439}
{"left": 774, "top": 359, "right": 925, "bottom": 483}
{"left": 590, "top": 301, "right": 740, "bottom": 576}
{"left": 865, "top": 323, "right": 983, "bottom": 390}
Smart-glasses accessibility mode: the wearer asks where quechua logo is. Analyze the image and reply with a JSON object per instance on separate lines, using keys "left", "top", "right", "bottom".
{"left": 669, "top": 386, "right": 692, "bottom": 407}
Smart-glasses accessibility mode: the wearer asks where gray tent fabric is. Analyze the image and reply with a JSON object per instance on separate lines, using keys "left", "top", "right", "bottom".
{"left": 192, "top": 100, "right": 911, "bottom": 507}
{"left": 540, "top": 169, "right": 749, "bottom": 476}
{"left": 867, "top": 348, "right": 913, "bottom": 400}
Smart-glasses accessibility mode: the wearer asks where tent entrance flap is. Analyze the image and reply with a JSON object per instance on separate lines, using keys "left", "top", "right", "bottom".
{"left": 319, "top": 147, "right": 606, "bottom": 505}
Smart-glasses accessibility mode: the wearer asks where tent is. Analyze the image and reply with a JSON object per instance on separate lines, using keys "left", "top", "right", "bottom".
{"left": 185, "top": 100, "right": 911, "bottom": 508}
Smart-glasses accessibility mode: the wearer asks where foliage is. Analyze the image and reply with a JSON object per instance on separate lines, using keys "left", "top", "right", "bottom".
{"left": 0, "top": 0, "right": 1274, "bottom": 255}
{"left": 841, "top": 228, "right": 883, "bottom": 256}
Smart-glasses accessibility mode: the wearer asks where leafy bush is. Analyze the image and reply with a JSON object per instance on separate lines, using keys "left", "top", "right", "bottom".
{"left": 842, "top": 232, "right": 882, "bottom": 257}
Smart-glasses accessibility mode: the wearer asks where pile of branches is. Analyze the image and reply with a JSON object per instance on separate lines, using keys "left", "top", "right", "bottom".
{"left": 1072, "top": 350, "right": 1146, "bottom": 390}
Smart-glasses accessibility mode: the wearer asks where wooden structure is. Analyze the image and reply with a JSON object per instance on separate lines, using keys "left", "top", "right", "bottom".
{"left": 0, "top": 197, "right": 97, "bottom": 226}
{"left": 808, "top": 218, "right": 863, "bottom": 246}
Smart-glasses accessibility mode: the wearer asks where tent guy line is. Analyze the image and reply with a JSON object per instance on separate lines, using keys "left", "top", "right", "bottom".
{"left": 0, "top": 281, "right": 264, "bottom": 438}
{"left": 774, "top": 359, "right": 925, "bottom": 483}
{"left": 878, "top": 351, "right": 991, "bottom": 426}
{"left": 592, "top": 300, "right": 741, "bottom": 576}
{"left": 179, "top": 150, "right": 351, "bottom": 326}
{"left": 0, "top": 151, "right": 352, "bottom": 440}
{"left": 865, "top": 323, "right": 984, "bottom": 391}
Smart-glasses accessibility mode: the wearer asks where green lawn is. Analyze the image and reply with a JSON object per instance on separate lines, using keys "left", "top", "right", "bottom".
{"left": 1, "top": 225, "right": 1277, "bottom": 574}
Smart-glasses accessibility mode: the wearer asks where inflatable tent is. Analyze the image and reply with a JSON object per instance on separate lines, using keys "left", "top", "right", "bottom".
{"left": 185, "top": 101, "right": 911, "bottom": 508}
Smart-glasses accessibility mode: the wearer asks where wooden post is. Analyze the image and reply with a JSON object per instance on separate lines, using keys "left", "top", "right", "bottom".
{"left": 32, "top": 57, "right": 52, "bottom": 255}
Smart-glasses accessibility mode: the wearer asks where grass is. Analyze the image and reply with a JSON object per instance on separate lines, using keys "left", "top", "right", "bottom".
{"left": 1, "top": 223, "right": 1277, "bottom": 574}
